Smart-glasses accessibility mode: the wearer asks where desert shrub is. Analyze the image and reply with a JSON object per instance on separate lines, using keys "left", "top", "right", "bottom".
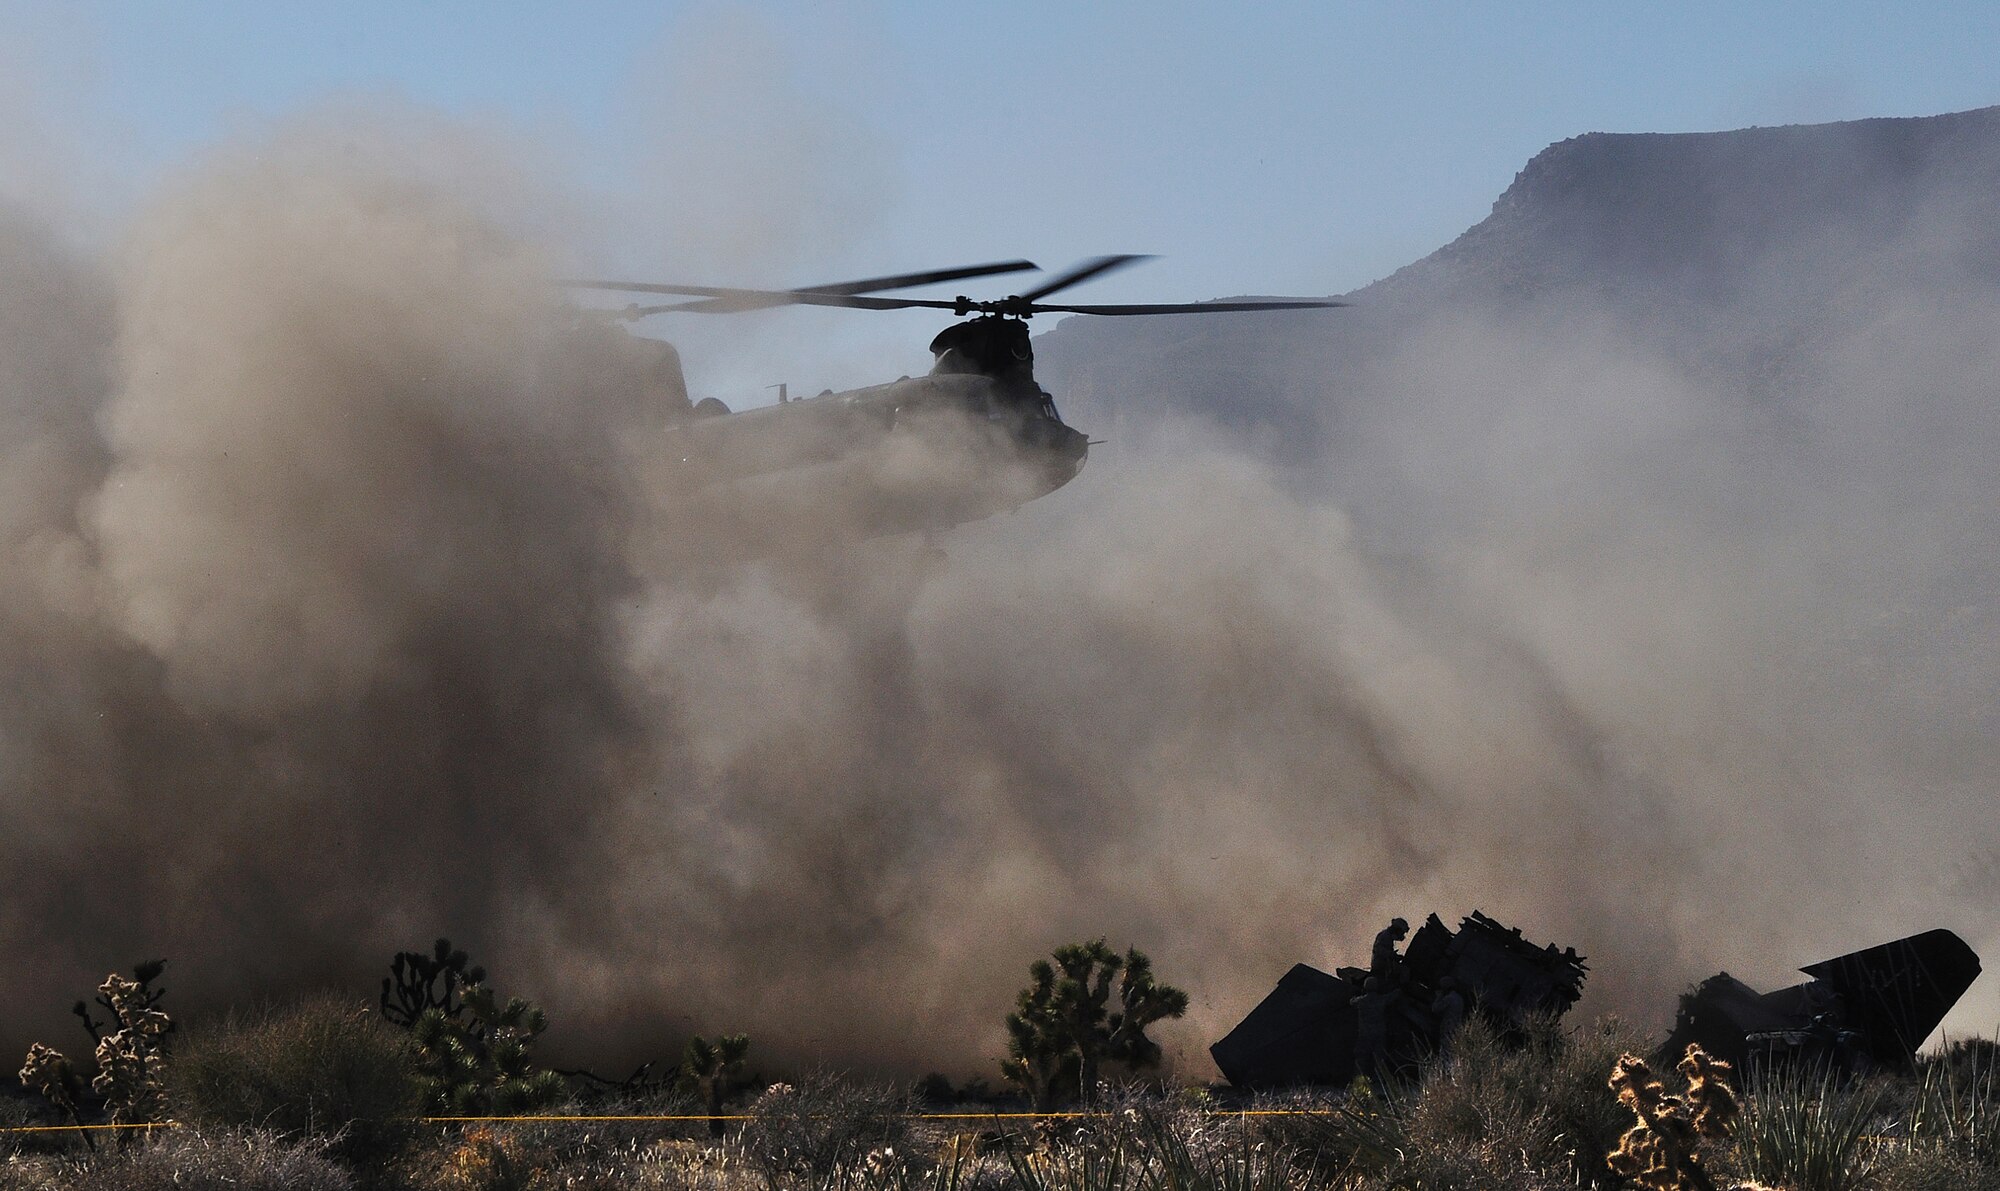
{"left": 566, "top": 1081, "right": 714, "bottom": 1144}
{"left": 1906, "top": 1036, "right": 2000, "bottom": 1168}
{"left": 738, "top": 1070, "right": 912, "bottom": 1191}
{"left": 1733, "top": 1062, "right": 1883, "bottom": 1191}
{"left": 973, "top": 1088, "right": 1289, "bottom": 1191}
{"left": 509, "top": 1141, "right": 700, "bottom": 1191}
{"left": 1244, "top": 1014, "right": 1648, "bottom": 1189}
{"left": 1375, "top": 1013, "right": 1644, "bottom": 1189}
{"left": 401, "top": 1081, "right": 748, "bottom": 1190}
{"left": 38, "top": 1126, "right": 353, "bottom": 1191}
{"left": 1129, "top": 1103, "right": 1292, "bottom": 1191}
{"left": 1868, "top": 1144, "right": 2000, "bottom": 1191}
{"left": 1530, "top": 1013, "right": 1659, "bottom": 1176}
{"left": 1244, "top": 1085, "right": 1376, "bottom": 1184}
{"left": 407, "top": 1124, "right": 539, "bottom": 1191}
{"left": 1, "top": 1085, "right": 72, "bottom": 1161}
{"left": 168, "top": 992, "right": 423, "bottom": 1169}
{"left": 1398, "top": 1059, "right": 1560, "bottom": 1185}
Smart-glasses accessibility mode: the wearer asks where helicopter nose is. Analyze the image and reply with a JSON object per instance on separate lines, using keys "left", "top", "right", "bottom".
{"left": 1063, "top": 427, "right": 1088, "bottom": 463}
{"left": 1053, "top": 424, "right": 1088, "bottom": 477}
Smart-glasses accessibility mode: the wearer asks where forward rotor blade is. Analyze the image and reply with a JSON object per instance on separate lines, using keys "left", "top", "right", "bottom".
{"left": 794, "top": 259, "right": 1038, "bottom": 295}
{"left": 1019, "top": 254, "right": 1154, "bottom": 301}
{"left": 561, "top": 279, "right": 742, "bottom": 297}
{"left": 560, "top": 260, "right": 1039, "bottom": 306}
{"left": 655, "top": 292, "right": 966, "bottom": 315}
{"left": 625, "top": 301, "right": 707, "bottom": 318}
{"left": 1029, "top": 298, "right": 1349, "bottom": 315}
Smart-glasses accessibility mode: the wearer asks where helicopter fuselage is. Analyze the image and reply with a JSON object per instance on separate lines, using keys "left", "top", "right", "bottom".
{"left": 656, "top": 361, "right": 1087, "bottom": 547}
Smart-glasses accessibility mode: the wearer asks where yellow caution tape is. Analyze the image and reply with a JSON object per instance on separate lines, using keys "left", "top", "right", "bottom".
{"left": 5, "top": 1108, "right": 1352, "bottom": 1133}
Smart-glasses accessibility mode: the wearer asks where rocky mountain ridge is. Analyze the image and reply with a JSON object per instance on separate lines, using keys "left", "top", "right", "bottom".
{"left": 1036, "top": 104, "right": 2000, "bottom": 439}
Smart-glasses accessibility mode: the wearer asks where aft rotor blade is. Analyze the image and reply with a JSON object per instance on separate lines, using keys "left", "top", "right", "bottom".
{"left": 1030, "top": 298, "right": 1349, "bottom": 315}
{"left": 1019, "top": 254, "right": 1154, "bottom": 301}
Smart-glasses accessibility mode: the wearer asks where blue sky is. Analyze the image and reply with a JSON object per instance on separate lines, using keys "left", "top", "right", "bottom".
{"left": 6, "top": 1, "right": 1998, "bottom": 395}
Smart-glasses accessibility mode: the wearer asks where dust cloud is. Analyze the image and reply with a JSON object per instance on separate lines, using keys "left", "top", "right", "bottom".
{"left": 2, "top": 105, "right": 1996, "bottom": 1082}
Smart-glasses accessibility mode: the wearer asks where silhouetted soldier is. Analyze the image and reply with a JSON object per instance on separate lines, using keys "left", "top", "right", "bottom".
{"left": 1371, "top": 918, "right": 1409, "bottom": 985}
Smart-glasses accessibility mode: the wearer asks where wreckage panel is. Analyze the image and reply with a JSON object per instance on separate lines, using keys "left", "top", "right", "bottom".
{"left": 1662, "top": 930, "right": 1982, "bottom": 1074}
{"left": 1449, "top": 912, "right": 1588, "bottom": 1021}
{"left": 1662, "top": 973, "right": 1800, "bottom": 1070}
{"left": 1401, "top": 914, "right": 1454, "bottom": 986}
{"left": 1799, "top": 928, "right": 1982, "bottom": 1060}
{"left": 1209, "top": 963, "right": 1361, "bottom": 1088}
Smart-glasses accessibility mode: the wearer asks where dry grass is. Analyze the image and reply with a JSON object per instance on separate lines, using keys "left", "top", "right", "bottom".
{"left": 0, "top": 1127, "right": 353, "bottom": 1191}
{"left": 22, "top": 1013, "right": 2000, "bottom": 1190}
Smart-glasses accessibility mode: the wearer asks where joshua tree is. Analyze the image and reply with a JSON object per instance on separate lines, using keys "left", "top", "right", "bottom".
{"left": 380, "top": 938, "right": 484, "bottom": 1028}
{"left": 682, "top": 1033, "right": 751, "bottom": 1136}
{"left": 1001, "top": 939, "right": 1188, "bottom": 1107}
{"left": 382, "top": 939, "right": 563, "bottom": 1113}
{"left": 409, "top": 982, "right": 566, "bottom": 1113}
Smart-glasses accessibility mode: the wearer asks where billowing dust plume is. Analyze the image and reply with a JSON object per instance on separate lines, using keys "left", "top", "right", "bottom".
{"left": 2, "top": 110, "right": 1995, "bottom": 1079}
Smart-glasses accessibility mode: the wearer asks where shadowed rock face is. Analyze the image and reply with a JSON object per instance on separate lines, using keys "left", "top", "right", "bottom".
{"left": 1373, "top": 106, "right": 2000, "bottom": 305}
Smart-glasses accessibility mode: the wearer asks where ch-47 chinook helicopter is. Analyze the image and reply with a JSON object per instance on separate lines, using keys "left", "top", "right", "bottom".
{"left": 567, "top": 256, "right": 1343, "bottom": 550}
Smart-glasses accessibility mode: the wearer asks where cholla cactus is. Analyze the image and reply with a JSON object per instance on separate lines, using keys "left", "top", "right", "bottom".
{"left": 1677, "top": 1044, "right": 1740, "bottom": 1139}
{"left": 1607, "top": 1053, "right": 1703, "bottom": 1190}
{"left": 20, "top": 971, "right": 174, "bottom": 1143}
{"left": 1607, "top": 1048, "right": 1735, "bottom": 1191}
{"left": 90, "top": 973, "right": 172, "bottom": 1126}
{"left": 20, "top": 1042, "right": 85, "bottom": 1122}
